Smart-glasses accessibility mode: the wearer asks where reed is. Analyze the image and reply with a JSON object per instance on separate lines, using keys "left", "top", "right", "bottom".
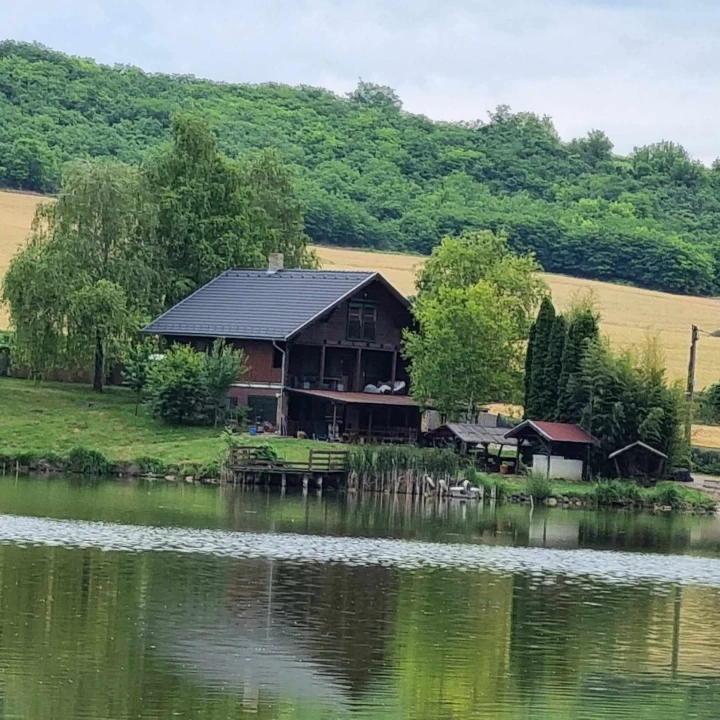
{"left": 346, "top": 445, "right": 467, "bottom": 494}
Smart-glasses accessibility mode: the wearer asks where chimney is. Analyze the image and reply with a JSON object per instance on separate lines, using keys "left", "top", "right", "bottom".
{"left": 267, "top": 253, "right": 284, "bottom": 275}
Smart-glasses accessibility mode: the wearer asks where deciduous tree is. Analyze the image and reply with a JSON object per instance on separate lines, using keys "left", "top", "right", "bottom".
{"left": 404, "top": 230, "right": 546, "bottom": 417}
{"left": 2, "top": 159, "right": 158, "bottom": 390}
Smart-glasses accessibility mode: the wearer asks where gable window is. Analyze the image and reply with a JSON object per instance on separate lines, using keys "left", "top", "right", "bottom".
{"left": 347, "top": 302, "right": 377, "bottom": 341}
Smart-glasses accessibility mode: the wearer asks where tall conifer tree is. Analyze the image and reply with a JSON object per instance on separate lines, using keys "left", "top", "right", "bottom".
{"left": 525, "top": 297, "right": 555, "bottom": 418}
{"left": 539, "top": 314, "right": 567, "bottom": 419}
{"left": 556, "top": 309, "right": 599, "bottom": 422}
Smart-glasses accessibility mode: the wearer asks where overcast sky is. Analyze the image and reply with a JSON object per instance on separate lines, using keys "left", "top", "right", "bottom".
{"left": 3, "top": 0, "right": 720, "bottom": 162}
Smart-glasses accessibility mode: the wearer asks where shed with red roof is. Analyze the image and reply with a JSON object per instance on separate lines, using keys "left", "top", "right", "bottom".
{"left": 504, "top": 420, "right": 597, "bottom": 479}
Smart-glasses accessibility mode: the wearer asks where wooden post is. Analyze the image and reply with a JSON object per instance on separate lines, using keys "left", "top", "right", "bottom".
{"left": 546, "top": 441, "right": 552, "bottom": 478}
{"left": 320, "top": 344, "right": 326, "bottom": 385}
{"left": 391, "top": 351, "right": 398, "bottom": 385}
{"left": 355, "top": 347, "right": 363, "bottom": 391}
{"left": 685, "top": 324, "right": 699, "bottom": 456}
{"left": 331, "top": 402, "right": 338, "bottom": 442}
{"left": 368, "top": 408, "right": 373, "bottom": 441}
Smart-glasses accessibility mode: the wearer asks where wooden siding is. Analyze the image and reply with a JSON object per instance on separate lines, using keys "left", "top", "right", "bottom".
{"left": 292, "top": 279, "right": 410, "bottom": 349}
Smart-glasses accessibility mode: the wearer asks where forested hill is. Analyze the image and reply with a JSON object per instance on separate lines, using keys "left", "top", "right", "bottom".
{"left": 2, "top": 41, "right": 720, "bottom": 296}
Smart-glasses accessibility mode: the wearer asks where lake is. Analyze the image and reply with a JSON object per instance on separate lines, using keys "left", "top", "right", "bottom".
{"left": 0, "top": 476, "right": 720, "bottom": 718}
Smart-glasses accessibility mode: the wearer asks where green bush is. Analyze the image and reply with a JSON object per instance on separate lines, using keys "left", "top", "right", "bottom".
{"left": 254, "top": 444, "right": 279, "bottom": 462}
{"left": 691, "top": 447, "right": 720, "bottom": 476}
{"left": 526, "top": 472, "right": 554, "bottom": 501}
{"left": 66, "top": 447, "right": 112, "bottom": 475}
{"left": 133, "top": 456, "right": 168, "bottom": 475}
{"left": 593, "top": 479, "right": 641, "bottom": 506}
{"left": 198, "top": 460, "right": 221, "bottom": 479}
{"left": 146, "top": 342, "right": 247, "bottom": 426}
{"left": 147, "top": 345, "right": 209, "bottom": 425}
{"left": 647, "top": 481, "right": 683, "bottom": 509}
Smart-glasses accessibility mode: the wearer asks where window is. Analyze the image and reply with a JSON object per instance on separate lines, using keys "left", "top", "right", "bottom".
{"left": 248, "top": 395, "right": 277, "bottom": 423}
{"left": 273, "top": 346, "right": 283, "bottom": 368}
{"left": 347, "top": 302, "right": 377, "bottom": 341}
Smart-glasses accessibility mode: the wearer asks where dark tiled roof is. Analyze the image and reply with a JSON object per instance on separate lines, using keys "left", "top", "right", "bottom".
{"left": 143, "top": 270, "right": 382, "bottom": 340}
{"left": 505, "top": 420, "right": 597, "bottom": 444}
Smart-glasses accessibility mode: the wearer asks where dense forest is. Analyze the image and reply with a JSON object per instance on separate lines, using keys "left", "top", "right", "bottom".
{"left": 3, "top": 41, "right": 720, "bottom": 295}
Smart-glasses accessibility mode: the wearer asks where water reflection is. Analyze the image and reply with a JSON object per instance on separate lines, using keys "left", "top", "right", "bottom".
{"left": 0, "top": 477, "right": 719, "bottom": 718}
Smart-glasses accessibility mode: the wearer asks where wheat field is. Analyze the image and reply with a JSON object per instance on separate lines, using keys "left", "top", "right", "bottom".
{"left": 3, "top": 189, "right": 720, "bottom": 445}
{"left": 317, "top": 245, "right": 720, "bottom": 389}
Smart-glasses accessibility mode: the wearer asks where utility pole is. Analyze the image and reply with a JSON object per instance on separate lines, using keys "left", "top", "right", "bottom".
{"left": 685, "top": 324, "right": 699, "bottom": 449}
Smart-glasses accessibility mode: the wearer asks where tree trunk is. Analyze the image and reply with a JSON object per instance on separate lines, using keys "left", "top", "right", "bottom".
{"left": 93, "top": 332, "right": 104, "bottom": 392}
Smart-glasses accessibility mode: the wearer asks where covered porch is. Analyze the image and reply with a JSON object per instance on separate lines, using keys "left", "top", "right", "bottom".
{"left": 287, "top": 343, "right": 408, "bottom": 393}
{"left": 287, "top": 389, "right": 421, "bottom": 444}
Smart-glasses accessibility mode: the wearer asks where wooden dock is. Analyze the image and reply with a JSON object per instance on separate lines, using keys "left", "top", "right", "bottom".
{"left": 223, "top": 446, "right": 349, "bottom": 489}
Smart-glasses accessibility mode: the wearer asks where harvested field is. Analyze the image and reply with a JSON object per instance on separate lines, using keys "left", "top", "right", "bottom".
{"left": 1, "top": 189, "right": 719, "bottom": 389}
{"left": 0, "top": 190, "right": 48, "bottom": 328}
{"left": 317, "top": 245, "right": 720, "bottom": 390}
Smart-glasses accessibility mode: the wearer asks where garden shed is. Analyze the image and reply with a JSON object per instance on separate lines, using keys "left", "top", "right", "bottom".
{"left": 608, "top": 441, "right": 667, "bottom": 485}
{"left": 425, "top": 423, "right": 521, "bottom": 473}
{"left": 504, "top": 420, "right": 597, "bottom": 480}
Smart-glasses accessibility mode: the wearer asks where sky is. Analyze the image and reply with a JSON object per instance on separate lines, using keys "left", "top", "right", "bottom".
{"left": 3, "top": 0, "right": 720, "bottom": 162}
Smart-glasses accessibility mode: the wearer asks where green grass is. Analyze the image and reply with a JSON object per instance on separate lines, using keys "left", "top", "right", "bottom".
{"left": 500, "top": 475, "right": 716, "bottom": 511}
{"left": 0, "top": 377, "right": 330, "bottom": 466}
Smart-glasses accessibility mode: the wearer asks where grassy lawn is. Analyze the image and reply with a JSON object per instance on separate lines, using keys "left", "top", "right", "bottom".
{"left": 0, "top": 377, "right": 329, "bottom": 466}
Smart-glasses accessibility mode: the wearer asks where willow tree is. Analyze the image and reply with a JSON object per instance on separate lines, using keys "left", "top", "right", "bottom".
{"left": 2, "top": 160, "right": 158, "bottom": 390}
{"left": 404, "top": 230, "right": 546, "bottom": 417}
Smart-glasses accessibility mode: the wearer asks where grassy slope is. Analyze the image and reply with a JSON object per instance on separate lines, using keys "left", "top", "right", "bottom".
{"left": 0, "top": 377, "right": 324, "bottom": 465}
{"left": 4, "top": 190, "right": 720, "bottom": 447}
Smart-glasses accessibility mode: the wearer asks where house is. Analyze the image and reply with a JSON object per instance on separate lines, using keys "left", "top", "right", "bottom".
{"left": 503, "top": 420, "right": 597, "bottom": 480}
{"left": 143, "top": 255, "right": 422, "bottom": 442}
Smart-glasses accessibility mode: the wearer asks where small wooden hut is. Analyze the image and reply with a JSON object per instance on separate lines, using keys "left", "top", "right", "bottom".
{"left": 425, "top": 423, "right": 520, "bottom": 472}
{"left": 608, "top": 441, "right": 667, "bottom": 485}
{"left": 504, "top": 420, "right": 597, "bottom": 480}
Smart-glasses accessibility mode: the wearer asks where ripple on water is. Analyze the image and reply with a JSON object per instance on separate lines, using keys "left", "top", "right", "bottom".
{"left": 1, "top": 513, "right": 720, "bottom": 588}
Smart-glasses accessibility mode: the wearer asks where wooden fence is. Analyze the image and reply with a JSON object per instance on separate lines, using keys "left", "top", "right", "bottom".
{"left": 226, "top": 446, "right": 348, "bottom": 476}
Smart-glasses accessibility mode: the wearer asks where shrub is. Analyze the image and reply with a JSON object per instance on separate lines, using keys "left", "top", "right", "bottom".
{"left": 647, "top": 481, "right": 683, "bottom": 509}
{"left": 66, "top": 447, "right": 112, "bottom": 475}
{"left": 146, "top": 341, "right": 247, "bottom": 426}
{"left": 133, "top": 456, "right": 167, "bottom": 475}
{"left": 691, "top": 447, "right": 720, "bottom": 476}
{"left": 526, "top": 472, "right": 554, "bottom": 501}
{"left": 123, "top": 337, "right": 159, "bottom": 414}
{"left": 593, "top": 479, "right": 641, "bottom": 506}
{"left": 147, "top": 344, "right": 209, "bottom": 425}
{"left": 198, "top": 460, "right": 221, "bottom": 479}
{"left": 254, "top": 444, "right": 279, "bottom": 462}
{"left": 204, "top": 339, "right": 248, "bottom": 427}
